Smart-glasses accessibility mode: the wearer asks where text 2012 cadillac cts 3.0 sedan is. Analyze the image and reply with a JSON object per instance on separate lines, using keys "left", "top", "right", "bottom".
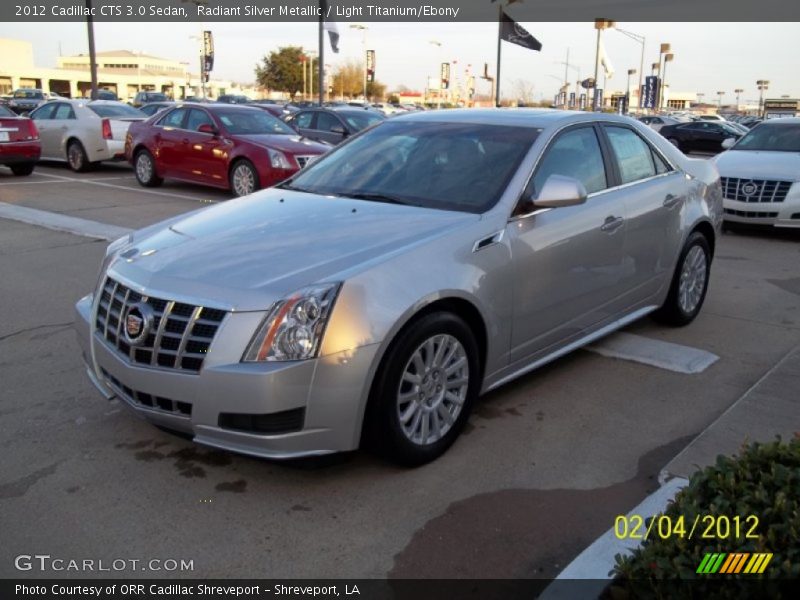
{"left": 75, "top": 110, "right": 722, "bottom": 465}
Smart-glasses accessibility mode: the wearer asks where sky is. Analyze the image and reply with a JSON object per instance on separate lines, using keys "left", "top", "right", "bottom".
{"left": 2, "top": 20, "right": 799, "bottom": 102}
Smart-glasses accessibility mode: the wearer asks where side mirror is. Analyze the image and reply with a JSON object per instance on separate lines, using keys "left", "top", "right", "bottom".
{"left": 197, "top": 123, "right": 219, "bottom": 135}
{"left": 533, "top": 174, "right": 588, "bottom": 208}
{"left": 330, "top": 124, "right": 347, "bottom": 136}
{"left": 721, "top": 137, "right": 736, "bottom": 149}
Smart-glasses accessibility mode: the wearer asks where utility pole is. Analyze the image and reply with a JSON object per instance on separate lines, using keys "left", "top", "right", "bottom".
{"left": 85, "top": 0, "right": 98, "bottom": 100}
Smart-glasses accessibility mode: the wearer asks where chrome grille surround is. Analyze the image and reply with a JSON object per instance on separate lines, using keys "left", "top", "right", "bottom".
{"left": 94, "top": 276, "right": 227, "bottom": 373}
{"left": 720, "top": 177, "right": 792, "bottom": 203}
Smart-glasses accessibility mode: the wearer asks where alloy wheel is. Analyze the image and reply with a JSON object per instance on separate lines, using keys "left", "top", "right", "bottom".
{"left": 678, "top": 245, "right": 707, "bottom": 314}
{"left": 232, "top": 164, "right": 255, "bottom": 196}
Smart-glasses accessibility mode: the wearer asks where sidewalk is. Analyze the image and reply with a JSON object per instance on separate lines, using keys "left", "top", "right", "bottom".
{"left": 552, "top": 342, "right": 800, "bottom": 584}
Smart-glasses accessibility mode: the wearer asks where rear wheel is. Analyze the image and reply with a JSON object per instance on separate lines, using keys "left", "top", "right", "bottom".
{"left": 364, "top": 312, "right": 480, "bottom": 466}
{"left": 653, "top": 232, "right": 711, "bottom": 326}
{"left": 134, "top": 149, "right": 162, "bottom": 187}
{"left": 67, "top": 140, "right": 91, "bottom": 172}
{"left": 230, "top": 160, "right": 259, "bottom": 197}
{"left": 10, "top": 163, "right": 35, "bottom": 176}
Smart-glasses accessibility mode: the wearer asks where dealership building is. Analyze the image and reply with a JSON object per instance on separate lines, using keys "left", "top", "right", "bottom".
{"left": 0, "top": 38, "right": 259, "bottom": 101}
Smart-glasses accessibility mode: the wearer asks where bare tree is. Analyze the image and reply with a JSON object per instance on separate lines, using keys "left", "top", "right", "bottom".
{"left": 513, "top": 79, "right": 536, "bottom": 106}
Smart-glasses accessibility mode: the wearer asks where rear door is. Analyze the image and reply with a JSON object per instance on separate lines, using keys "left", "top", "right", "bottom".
{"left": 49, "top": 103, "right": 78, "bottom": 158}
{"left": 153, "top": 107, "right": 189, "bottom": 177}
{"left": 29, "top": 103, "right": 59, "bottom": 157}
{"left": 600, "top": 124, "right": 687, "bottom": 299}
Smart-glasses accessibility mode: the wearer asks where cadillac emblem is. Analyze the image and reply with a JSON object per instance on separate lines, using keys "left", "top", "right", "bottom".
{"left": 123, "top": 302, "right": 154, "bottom": 346}
{"left": 740, "top": 181, "right": 759, "bottom": 197}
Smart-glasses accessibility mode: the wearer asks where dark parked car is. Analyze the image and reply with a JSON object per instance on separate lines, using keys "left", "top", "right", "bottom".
{"left": 8, "top": 88, "right": 47, "bottom": 114}
{"left": 95, "top": 89, "right": 119, "bottom": 101}
{"left": 132, "top": 91, "right": 169, "bottom": 107}
{"left": 138, "top": 101, "right": 176, "bottom": 117}
{"left": 247, "top": 103, "right": 297, "bottom": 121}
{"left": 125, "top": 103, "right": 329, "bottom": 196}
{"left": 659, "top": 121, "right": 743, "bottom": 154}
{"left": 286, "top": 108, "right": 386, "bottom": 145}
{"left": 0, "top": 104, "right": 41, "bottom": 176}
{"left": 217, "top": 94, "right": 252, "bottom": 104}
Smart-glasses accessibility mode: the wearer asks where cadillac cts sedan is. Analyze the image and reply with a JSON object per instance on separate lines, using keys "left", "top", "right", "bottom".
{"left": 125, "top": 103, "right": 329, "bottom": 196}
{"left": 713, "top": 118, "right": 800, "bottom": 228}
{"left": 75, "top": 110, "right": 722, "bottom": 465}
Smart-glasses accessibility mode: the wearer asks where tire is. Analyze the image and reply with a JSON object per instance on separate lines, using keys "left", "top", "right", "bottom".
{"left": 67, "top": 140, "right": 91, "bottom": 172}
{"left": 229, "top": 159, "right": 260, "bottom": 197}
{"left": 653, "top": 232, "right": 711, "bottom": 326}
{"left": 134, "top": 149, "right": 163, "bottom": 187}
{"left": 363, "top": 312, "right": 480, "bottom": 466}
{"left": 10, "top": 163, "right": 35, "bottom": 176}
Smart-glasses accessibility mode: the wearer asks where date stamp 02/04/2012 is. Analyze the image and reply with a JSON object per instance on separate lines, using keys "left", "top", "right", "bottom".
{"left": 613, "top": 514, "right": 760, "bottom": 542}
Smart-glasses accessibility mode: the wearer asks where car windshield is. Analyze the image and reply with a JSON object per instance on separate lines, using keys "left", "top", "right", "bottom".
{"left": 216, "top": 109, "right": 296, "bottom": 135}
{"left": 144, "top": 93, "right": 168, "bottom": 102}
{"left": 733, "top": 123, "right": 800, "bottom": 152}
{"left": 14, "top": 90, "right": 43, "bottom": 99}
{"left": 89, "top": 104, "right": 146, "bottom": 118}
{"left": 285, "top": 121, "right": 539, "bottom": 213}
{"left": 341, "top": 112, "right": 385, "bottom": 131}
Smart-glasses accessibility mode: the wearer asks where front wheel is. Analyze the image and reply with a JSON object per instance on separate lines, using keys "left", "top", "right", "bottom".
{"left": 230, "top": 160, "right": 259, "bottom": 197}
{"left": 364, "top": 312, "right": 480, "bottom": 466}
{"left": 653, "top": 232, "right": 711, "bottom": 326}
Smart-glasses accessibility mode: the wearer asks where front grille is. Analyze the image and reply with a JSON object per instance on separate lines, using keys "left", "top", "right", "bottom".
{"left": 218, "top": 408, "right": 306, "bottom": 435}
{"left": 720, "top": 177, "right": 792, "bottom": 203}
{"left": 95, "top": 276, "right": 227, "bottom": 373}
{"left": 724, "top": 208, "right": 779, "bottom": 219}
{"left": 295, "top": 155, "right": 316, "bottom": 168}
{"left": 101, "top": 368, "right": 192, "bottom": 416}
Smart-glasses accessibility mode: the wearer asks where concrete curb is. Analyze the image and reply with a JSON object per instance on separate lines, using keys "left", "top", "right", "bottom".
{"left": 0, "top": 201, "right": 132, "bottom": 241}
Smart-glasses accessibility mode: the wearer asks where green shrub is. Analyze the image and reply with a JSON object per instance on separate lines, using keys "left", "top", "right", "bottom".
{"left": 609, "top": 437, "right": 800, "bottom": 596}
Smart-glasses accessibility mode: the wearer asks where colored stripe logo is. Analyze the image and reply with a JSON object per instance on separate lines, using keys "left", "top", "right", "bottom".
{"left": 697, "top": 552, "right": 772, "bottom": 574}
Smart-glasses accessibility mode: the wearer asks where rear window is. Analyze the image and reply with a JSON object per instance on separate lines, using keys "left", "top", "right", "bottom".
{"left": 14, "top": 90, "right": 44, "bottom": 99}
{"left": 89, "top": 104, "right": 146, "bottom": 118}
{"left": 341, "top": 112, "right": 385, "bottom": 131}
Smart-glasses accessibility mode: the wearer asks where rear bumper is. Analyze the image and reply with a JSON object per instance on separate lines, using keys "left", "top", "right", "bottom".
{"left": 0, "top": 140, "right": 41, "bottom": 164}
{"left": 74, "top": 293, "right": 378, "bottom": 459}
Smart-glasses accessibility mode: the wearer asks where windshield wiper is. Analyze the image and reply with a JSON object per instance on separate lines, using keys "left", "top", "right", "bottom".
{"left": 344, "top": 192, "right": 417, "bottom": 206}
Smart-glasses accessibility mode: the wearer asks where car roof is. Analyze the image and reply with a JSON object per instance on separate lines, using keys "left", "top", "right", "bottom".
{"left": 758, "top": 117, "right": 800, "bottom": 125}
{"left": 393, "top": 108, "right": 638, "bottom": 129}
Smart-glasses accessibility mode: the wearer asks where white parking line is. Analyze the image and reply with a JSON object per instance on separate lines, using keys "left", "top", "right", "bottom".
{"left": 0, "top": 202, "right": 132, "bottom": 241}
{"left": 587, "top": 332, "right": 719, "bottom": 374}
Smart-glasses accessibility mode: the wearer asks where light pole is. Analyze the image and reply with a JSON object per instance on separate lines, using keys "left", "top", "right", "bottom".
{"left": 657, "top": 44, "right": 671, "bottom": 111}
{"left": 429, "top": 40, "right": 443, "bottom": 108}
{"left": 349, "top": 24, "right": 368, "bottom": 101}
{"left": 625, "top": 68, "right": 636, "bottom": 114}
{"left": 734, "top": 88, "right": 744, "bottom": 112}
{"left": 756, "top": 79, "right": 769, "bottom": 117}
{"left": 615, "top": 27, "right": 645, "bottom": 111}
{"left": 593, "top": 19, "right": 614, "bottom": 111}
{"left": 717, "top": 91, "right": 725, "bottom": 110}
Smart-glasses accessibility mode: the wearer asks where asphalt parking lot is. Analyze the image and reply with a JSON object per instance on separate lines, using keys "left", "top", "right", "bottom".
{"left": 1, "top": 160, "right": 799, "bottom": 579}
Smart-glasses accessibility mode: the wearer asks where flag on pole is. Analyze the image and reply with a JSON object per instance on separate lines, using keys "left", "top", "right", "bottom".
{"left": 499, "top": 10, "right": 542, "bottom": 52}
{"left": 599, "top": 38, "right": 615, "bottom": 79}
{"left": 324, "top": 20, "right": 339, "bottom": 53}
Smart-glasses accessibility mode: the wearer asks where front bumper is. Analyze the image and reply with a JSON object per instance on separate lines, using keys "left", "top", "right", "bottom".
{"left": 723, "top": 187, "right": 800, "bottom": 228}
{"left": 75, "top": 294, "right": 378, "bottom": 459}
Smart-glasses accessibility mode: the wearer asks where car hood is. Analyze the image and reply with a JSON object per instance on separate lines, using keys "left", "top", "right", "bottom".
{"left": 234, "top": 134, "right": 329, "bottom": 154}
{"left": 713, "top": 150, "right": 800, "bottom": 181}
{"left": 109, "top": 189, "right": 478, "bottom": 311}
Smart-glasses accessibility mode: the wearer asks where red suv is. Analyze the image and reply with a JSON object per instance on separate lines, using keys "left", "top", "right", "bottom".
{"left": 125, "top": 103, "right": 329, "bottom": 196}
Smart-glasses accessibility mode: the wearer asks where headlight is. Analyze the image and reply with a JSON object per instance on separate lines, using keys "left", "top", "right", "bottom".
{"left": 267, "top": 147, "right": 292, "bottom": 169}
{"left": 242, "top": 283, "right": 341, "bottom": 362}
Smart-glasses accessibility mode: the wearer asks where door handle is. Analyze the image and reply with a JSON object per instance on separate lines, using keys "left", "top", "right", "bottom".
{"left": 600, "top": 215, "right": 624, "bottom": 233}
{"left": 182, "top": 138, "right": 190, "bottom": 144}
{"left": 663, "top": 193, "right": 682, "bottom": 208}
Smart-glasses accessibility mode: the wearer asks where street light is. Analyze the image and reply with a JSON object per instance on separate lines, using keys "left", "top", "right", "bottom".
{"left": 657, "top": 45, "right": 671, "bottom": 111}
{"left": 429, "top": 40, "right": 443, "bottom": 108}
{"left": 625, "top": 68, "right": 637, "bottom": 113}
{"left": 756, "top": 79, "right": 770, "bottom": 118}
{"left": 734, "top": 88, "right": 744, "bottom": 111}
{"left": 717, "top": 91, "right": 725, "bottom": 109}
{"left": 350, "top": 24, "right": 368, "bottom": 101}
{"left": 593, "top": 19, "right": 614, "bottom": 111}
{"left": 615, "top": 27, "right": 645, "bottom": 111}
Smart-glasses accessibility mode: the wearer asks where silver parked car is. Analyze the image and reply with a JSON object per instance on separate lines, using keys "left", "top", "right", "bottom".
{"left": 75, "top": 110, "right": 722, "bottom": 465}
{"left": 29, "top": 99, "right": 145, "bottom": 171}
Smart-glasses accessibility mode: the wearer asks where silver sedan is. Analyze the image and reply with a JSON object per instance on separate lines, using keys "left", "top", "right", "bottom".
{"left": 75, "top": 110, "right": 722, "bottom": 465}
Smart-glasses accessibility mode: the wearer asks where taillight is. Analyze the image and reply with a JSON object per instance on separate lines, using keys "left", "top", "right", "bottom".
{"left": 26, "top": 119, "right": 39, "bottom": 140}
{"left": 101, "top": 118, "right": 112, "bottom": 140}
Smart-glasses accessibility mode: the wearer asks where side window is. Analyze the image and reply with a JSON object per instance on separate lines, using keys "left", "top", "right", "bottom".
{"left": 186, "top": 108, "right": 213, "bottom": 132}
{"left": 529, "top": 126, "right": 607, "bottom": 196}
{"left": 159, "top": 108, "right": 187, "bottom": 129}
{"left": 30, "top": 104, "right": 55, "bottom": 120}
{"left": 652, "top": 150, "right": 670, "bottom": 174}
{"left": 316, "top": 112, "right": 340, "bottom": 132}
{"left": 294, "top": 111, "right": 314, "bottom": 129}
{"left": 604, "top": 126, "right": 656, "bottom": 184}
{"left": 52, "top": 103, "right": 75, "bottom": 120}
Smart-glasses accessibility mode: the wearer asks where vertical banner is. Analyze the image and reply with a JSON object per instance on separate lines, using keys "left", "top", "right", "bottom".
{"left": 203, "top": 30, "right": 214, "bottom": 73}
{"left": 441, "top": 63, "right": 450, "bottom": 90}
{"left": 593, "top": 88, "right": 603, "bottom": 110}
{"left": 643, "top": 76, "right": 659, "bottom": 109}
{"left": 580, "top": 93, "right": 587, "bottom": 110}
{"left": 366, "top": 49, "right": 375, "bottom": 82}
{"left": 569, "top": 92, "right": 576, "bottom": 108}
